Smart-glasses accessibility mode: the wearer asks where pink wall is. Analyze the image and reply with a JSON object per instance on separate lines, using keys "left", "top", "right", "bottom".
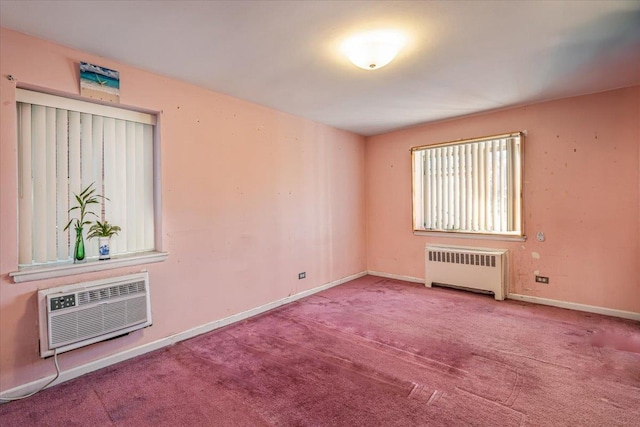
{"left": 366, "top": 86, "right": 640, "bottom": 313}
{"left": 1, "top": 26, "right": 637, "bottom": 395}
{"left": 0, "top": 29, "right": 366, "bottom": 391}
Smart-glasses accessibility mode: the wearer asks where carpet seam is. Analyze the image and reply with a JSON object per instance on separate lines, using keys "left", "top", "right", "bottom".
{"left": 274, "top": 312, "right": 469, "bottom": 376}
{"left": 454, "top": 385, "right": 528, "bottom": 417}
{"left": 172, "top": 341, "right": 280, "bottom": 426}
{"left": 221, "top": 325, "right": 416, "bottom": 395}
{"left": 90, "top": 383, "right": 118, "bottom": 426}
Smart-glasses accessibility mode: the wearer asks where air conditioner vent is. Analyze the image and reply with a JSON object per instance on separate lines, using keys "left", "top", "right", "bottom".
{"left": 77, "top": 280, "right": 146, "bottom": 305}
{"left": 428, "top": 250, "right": 497, "bottom": 267}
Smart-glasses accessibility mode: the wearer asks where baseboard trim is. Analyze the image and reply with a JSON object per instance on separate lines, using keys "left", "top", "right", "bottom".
{"left": 508, "top": 293, "right": 640, "bottom": 321}
{"left": 365, "top": 271, "right": 638, "bottom": 322}
{"left": 0, "top": 270, "right": 367, "bottom": 401}
{"left": 367, "top": 270, "right": 424, "bottom": 284}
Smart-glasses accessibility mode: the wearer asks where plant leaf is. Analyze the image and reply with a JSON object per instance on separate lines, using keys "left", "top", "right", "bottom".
{"left": 63, "top": 218, "right": 74, "bottom": 231}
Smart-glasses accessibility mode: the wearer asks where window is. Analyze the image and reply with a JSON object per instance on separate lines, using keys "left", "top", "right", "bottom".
{"left": 16, "top": 89, "right": 156, "bottom": 267}
{"left": 411, "top": 132, "right": 523, "bottom": 237}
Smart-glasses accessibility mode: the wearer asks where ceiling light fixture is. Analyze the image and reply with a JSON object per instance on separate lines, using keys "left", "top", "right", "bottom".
{"left": 343, "top": 30, "right": 406, "bottom": 70}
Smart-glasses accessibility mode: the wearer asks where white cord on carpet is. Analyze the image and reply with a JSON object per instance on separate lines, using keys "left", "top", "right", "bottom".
{"left": 0, "top": 349, "right": 60, "bottom": 402}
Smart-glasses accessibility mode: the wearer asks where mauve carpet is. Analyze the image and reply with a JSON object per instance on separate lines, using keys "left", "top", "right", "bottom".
{"left": 1, "top": 275, "right": 639, "bottom": 426}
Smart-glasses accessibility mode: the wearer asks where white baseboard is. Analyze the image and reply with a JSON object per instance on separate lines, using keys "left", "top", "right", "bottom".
{"left": 0, "top": 271, "right": 367, "bottom": 401}
{"left": 367, "top": 270, "right": 424, "bottom": 284}
{"left": 507, "top": 293, "right": 640, "bottom": 321}
{"left": 366, "top": 271, "right": 639, "bottom": 322}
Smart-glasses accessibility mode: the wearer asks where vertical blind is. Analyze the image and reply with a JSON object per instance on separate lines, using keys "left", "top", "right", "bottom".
{"left": 412, "top": 133, "right": 522, "bottom": 235}
{"left": 17, "top": 89, "right": 156, "bottom": 266}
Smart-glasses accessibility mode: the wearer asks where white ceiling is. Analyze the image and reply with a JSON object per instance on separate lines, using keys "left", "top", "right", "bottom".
{"left": 1, "top": 1, "right": 639, "bottom": 136}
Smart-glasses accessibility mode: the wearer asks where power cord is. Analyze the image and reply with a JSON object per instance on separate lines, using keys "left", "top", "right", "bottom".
{"left": 0, "top": 349, "right": 60, "bottom": 402}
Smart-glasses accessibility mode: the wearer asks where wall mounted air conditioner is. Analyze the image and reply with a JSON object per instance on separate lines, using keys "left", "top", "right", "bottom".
{"left": 37, "top": 272, "right": 152, "bottom": 358}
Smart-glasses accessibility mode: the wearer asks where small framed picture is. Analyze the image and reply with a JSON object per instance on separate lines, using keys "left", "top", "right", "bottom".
{"left": 80, "top": 62, "right": 120, "bottom": 103}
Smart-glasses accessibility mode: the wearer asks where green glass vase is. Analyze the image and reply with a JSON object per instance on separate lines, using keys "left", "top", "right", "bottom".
{"left": 74, "top": 228, "right": 86, "bottom": 263}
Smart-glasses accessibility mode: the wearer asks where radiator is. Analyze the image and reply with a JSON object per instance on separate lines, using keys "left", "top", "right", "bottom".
{"left": 37, "top": 272, "right": 152, "bottom": 358}
{"left": 425, "top": 245, "right": 508, "bottom": 300}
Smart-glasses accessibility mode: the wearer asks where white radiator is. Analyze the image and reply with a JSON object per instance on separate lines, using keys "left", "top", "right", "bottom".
{"left": 425, "top": 245, "right": 508, "bottom": 300}
{"left": 37, "top": 272, "right": 152, "bottom": 358}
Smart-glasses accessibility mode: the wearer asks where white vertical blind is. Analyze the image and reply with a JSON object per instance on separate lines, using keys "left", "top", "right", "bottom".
{"left": 472, "top": 144, "right": 479, "bottom": 230}
{"left": 16, "top": 89, "right": 156, "bottom": 267}
{"left": 68, "top": 112, "right": 81, "bottom": 259}
{"left": 103, "top": 117, "right": 117, "bottom": 253}
{"left": 88, "top": 115, "right": 104, "bottom": 259}
{"left": 79, "top": 113, "right": 94, "bottom": 257}
{"left": 422, "top": 151, "right": 430, "bottom": 228}
{"left": 55, "top": 110, "right": 69, "bottom": 261}
{"left": 18, "top": 104, "right": 32, "bottom": 265}
{"left": 478, "top": 142, "right": 486, "bottom": 231}
{"left": 134, "top": 123, "right": 145, "bottom": 251}
{"left": 45, "top": 107, "right": 57, "bottom": 261}
{"left": 80, "top": 113, "right": 95, "bottom": 258}
{"left": 465, "top": 144, "right": 473, "bottom": 231}
{"left": 460, "top": 144, "right": 467, "bottom": 230}
{"left": 429, "top": 151, "right": 436, "bottom": 228}
{"left": 142, "top": 125, "right": 155, "bottom": 250}
{"left": 114, "top": 120, "right": 128, "bottom": 254}
{"left": 80, "top": 113, "right": 93, "bottom": 192}
{"left": 436, "top": 148, "right": 442, "bottom": 229}
{"left": 412, "top": 133, "right": 522, "bottom": 235}
{"left": 32, "top": 105, "right": 47, "bottom": 263}
{"left": 453, "top": 145, "right": 460, "bottom": 230}
{"left": 125, "top": 122, "right": 137, "bottom": 252}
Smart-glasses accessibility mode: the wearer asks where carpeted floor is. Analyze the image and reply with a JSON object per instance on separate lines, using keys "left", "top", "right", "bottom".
{"left": 1, "top": 275, "right": 639, "bottom": 426}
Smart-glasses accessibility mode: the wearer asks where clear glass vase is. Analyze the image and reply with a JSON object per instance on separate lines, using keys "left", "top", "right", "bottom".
{"left": 74, "top": 228, "right": 86, "bottom": 263}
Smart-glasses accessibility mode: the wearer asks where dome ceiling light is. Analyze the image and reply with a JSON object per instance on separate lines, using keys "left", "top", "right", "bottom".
{"left": 342, "top": 30, "right": 406, "bottom": 70}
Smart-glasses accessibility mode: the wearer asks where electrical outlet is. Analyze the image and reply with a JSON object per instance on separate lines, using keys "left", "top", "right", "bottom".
{"left": 535, "top": 275, "right": 549, "bottom": 284}
{"left": 298, "top": 272, "right": 306, "bottom": 280}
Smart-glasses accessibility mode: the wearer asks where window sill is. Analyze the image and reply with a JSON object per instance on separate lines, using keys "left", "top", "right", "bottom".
{"left": 9, "top": 251, "right": 169, "bottom": 283}
{"left": 413, "top": 230, "right": 527, "bottom": 242}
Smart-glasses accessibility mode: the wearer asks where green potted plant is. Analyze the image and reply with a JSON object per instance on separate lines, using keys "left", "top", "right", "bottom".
{"left": 87, "top": 220, "right": 121, "bottom": 260}
{"left": 63, "top": 183, "right": 103, "bottom": 263}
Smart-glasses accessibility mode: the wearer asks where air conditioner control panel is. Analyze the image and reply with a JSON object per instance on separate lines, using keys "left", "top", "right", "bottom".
{"left": 50, "top": 294, "right": 76, "bottom": 311}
